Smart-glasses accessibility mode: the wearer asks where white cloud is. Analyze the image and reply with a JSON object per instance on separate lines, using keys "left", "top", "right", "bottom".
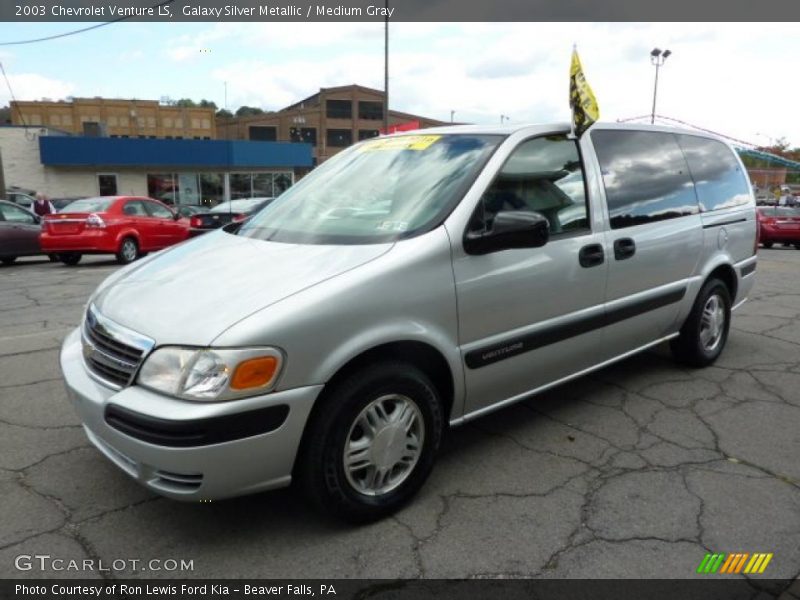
{"left": 8, "top": 22, "right": 799, "bottom": 144}
{"left": 0, "top": 73, "right": 75, "bottom": 105}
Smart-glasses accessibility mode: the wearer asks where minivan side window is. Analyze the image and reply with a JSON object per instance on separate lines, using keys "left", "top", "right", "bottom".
{"left": 591, "top": 130, "right": 699, "bottom": 229}
{"left": 677, "top": 135, "right": 751, "bottom": 212}
{"left": 470, "top": 134, "right": 589, "bottom": 236}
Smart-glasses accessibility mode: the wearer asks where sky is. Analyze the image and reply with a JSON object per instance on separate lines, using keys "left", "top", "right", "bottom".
{"left": 0, "top": 21, "right": 797, "bottom": 146}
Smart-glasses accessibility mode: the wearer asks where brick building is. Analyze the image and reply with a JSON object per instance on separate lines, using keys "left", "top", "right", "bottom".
{"left": 10, "top": 98, "right": 216, "bottom": 140}
{"left": 216, "top": 84, "right": 448, "bottom": 164}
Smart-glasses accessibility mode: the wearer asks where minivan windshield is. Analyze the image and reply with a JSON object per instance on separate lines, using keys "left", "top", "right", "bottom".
{"left": 238, "top": 134, "right": 504, "bottom": 244}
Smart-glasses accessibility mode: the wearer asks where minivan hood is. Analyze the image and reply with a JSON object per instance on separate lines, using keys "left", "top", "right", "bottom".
{"left": 94, "top": 230, "right": 393, "bottom": 345}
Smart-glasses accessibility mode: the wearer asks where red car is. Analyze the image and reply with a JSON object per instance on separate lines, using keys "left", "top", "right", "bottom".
{"left": 41, "top": 196, "right": 190, "bottom": 265}
{"left": 757, "top": 206, "right": 800, "bottom": 249}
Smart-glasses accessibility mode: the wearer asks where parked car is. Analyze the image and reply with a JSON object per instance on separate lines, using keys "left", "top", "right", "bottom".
{"left": 59, "top": 124, "right": 757, "bottom": 521}
{"left": 176, "top": 205, "right": 209, "bottom": 218}
{"left": 757, "top": 206, "right": 800, "bottom": 248}
{"left": 50, "top": 196, "right": 87, "bottom": 212}
{"left": 41, "top": 196, "right": 189, "bottom": 266}
{"left": 6, "top": 190, "right": 36, "bottom": 210}
{"left": 0, "top": 200, "right": 56, "bottom": 264}
{"left": 188, "top": 197, "right": 273, "bottom": 236}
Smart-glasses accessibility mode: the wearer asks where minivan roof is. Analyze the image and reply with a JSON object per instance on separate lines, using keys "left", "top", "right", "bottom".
{"left": 405, "top": 122, "right": 726, "bottom": 142}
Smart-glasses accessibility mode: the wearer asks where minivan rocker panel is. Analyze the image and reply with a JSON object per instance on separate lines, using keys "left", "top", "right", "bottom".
{"left": 60, "top": 122, "right": 757, "bottom": 521}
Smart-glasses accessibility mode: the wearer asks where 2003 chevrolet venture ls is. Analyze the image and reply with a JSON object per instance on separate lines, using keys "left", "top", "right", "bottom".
{"left": 61, "top": 123, "right": 757, "bottom": 521}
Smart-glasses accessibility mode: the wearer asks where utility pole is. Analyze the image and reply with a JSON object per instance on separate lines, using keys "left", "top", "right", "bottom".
{"left": 0, "top": 150, "right": 6, "bottom": 199}
{"left": 383, "top": 0, "right": 389, "bottom": 134}
{"left": 450, "top": 110, "right": 455, "bottom": 123}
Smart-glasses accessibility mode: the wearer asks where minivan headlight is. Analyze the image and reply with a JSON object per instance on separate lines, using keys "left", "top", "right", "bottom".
{"left": 137, "top": 346, "right": 283, "bottom": 401}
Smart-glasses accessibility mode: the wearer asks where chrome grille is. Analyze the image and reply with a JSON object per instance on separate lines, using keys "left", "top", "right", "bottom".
{"left": 82, "top": 305, "right": 155, "bottom": 389}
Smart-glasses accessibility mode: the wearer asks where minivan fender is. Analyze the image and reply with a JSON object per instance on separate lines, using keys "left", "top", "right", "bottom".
{"left": 305, "top": 320, "right": 466, "bottom": 421}
{"left": 675, "top": 253, "right": 739, "bottom": 328}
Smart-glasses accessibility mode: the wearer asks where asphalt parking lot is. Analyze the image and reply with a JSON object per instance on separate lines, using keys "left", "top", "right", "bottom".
{"left": 1, "top": 249, "right": 799, "bottom": 581}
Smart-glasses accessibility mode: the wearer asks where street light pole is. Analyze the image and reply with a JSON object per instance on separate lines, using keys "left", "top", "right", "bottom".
{"left": 650, "top": 48, "right": 671, "bottom": 124}
{"left": 383, "top": 0, "right": 389, "bottom": 135}
{"left": 450, "top": 110, "right": 455, "bottom": 123}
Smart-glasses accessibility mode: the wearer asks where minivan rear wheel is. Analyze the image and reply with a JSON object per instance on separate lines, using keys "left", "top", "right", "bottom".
{"left": 298, "top": 361, "right": 443, "bottom": 522}
{"left": 670, "top": 278, "right": 731, "bottom": 368}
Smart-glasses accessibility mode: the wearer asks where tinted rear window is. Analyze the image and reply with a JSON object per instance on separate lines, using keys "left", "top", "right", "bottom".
{"left": 210, "top": 198, "right": 264, "bottom": 213}
{"left": 591, "top": 130, "right": 699, "bottom": 229}
{"left": 677, "top": 135, "right": 750, "bottom": 212}
{"left": 62, "top": 197, "right": 116, "bottom": 213}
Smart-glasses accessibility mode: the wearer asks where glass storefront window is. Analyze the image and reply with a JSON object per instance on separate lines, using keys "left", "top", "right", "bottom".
{"left": 149, "top": 171, "right": 293, "bottom": 204}
{"left": 147, "top": 174, "right": 176, "bottom": 204}
{"left": 230, "top": 173, "right": 252, "bottom": 200}
{"left": 253, "top": 173, "right": 274, "bottom": 198}
{"left": 199, "top": 173, "right": 223, "bottom": 207}
{"left": 274, "top": 173, "right": 292, "bottom": 195}
{"left": 178, "top": 173, "right": 200, "bottom": 205}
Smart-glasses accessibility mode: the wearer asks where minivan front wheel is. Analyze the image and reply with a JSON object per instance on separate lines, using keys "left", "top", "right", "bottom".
{"left": 299, "top": 362, "right": 443, "bottom": 522}
{"left": 670, "top": 278, "right": 731, "bottom": 367}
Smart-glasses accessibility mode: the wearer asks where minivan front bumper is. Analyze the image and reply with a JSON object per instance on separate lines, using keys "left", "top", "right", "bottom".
{"left": 60, "top": 328, "right": 322, "bottom": 501}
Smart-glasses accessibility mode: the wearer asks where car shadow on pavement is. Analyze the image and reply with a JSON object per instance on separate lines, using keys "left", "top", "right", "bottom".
{"left": 136, "top": 345, "right": 683, "bottom": 536}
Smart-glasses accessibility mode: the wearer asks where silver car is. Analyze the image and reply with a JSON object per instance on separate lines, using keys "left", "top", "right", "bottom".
{"left": 60, "top": 124, "right": 757, "bottom": 521}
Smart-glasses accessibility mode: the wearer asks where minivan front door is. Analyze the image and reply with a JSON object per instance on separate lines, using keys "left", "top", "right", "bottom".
{"left": 450, "top": 134, "right": 608, "bottom": 418}
{"left": 588, "top": 129, "right": 703, "bottom": 356}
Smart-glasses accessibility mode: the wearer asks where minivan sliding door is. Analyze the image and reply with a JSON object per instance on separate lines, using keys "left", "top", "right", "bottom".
{"left": 590, "top": 129, "right": 703, "bottom": 356}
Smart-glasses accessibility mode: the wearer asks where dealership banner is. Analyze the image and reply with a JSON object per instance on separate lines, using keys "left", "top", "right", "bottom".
{"left": 2, "top": 0, "right": 800, "bottom": 22}
{"left": 3, "top": 579, "right": 799, "bottom": 599}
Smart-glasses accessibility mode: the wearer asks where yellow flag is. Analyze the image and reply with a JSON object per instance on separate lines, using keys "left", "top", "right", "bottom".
{"left": 569, "top": 48, "right": 599, "bottom": 137}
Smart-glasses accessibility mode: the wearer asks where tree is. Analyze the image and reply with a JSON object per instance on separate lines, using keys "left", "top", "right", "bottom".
{"left": 215, "top": 108, "right": 233, "bottom": 119}
{"left": 235, "top": 106, "right": 265, "bottom": 117}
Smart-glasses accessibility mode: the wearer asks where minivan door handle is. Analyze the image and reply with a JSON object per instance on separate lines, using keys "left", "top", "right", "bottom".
{"left": 613, "top": 237, "right": 636, "bottom": 260}
{"left": 578, "top": 244, "right": 605, "bottom": 268}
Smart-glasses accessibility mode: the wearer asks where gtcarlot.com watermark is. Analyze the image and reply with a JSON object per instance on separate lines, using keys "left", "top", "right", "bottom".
{"left": 15, "top": 554, "right": 194, "bottom": 573}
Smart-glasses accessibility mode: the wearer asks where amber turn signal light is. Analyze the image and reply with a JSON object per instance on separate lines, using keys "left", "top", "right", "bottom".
{"left": 230, "top": 356, "right": 279, "bottom": 390}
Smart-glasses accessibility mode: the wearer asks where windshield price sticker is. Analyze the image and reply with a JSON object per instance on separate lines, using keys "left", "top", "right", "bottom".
{"left": 360, "top": 135, "right": 441, "bottom": 152}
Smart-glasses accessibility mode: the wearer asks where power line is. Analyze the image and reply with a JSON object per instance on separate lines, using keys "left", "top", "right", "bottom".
{"left": 0, "top": 0, "right": 174, "bottom": 46}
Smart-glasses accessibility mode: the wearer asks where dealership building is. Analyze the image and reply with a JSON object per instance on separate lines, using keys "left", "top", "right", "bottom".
{"left": 0, "top": 126, "right": 312, "bottom": 206}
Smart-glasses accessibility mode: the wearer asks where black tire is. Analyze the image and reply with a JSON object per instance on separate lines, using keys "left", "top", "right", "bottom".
{"left": 47, "top": 254, "right": 58, "bottom": 262}
{"left": 59, "top": 253, "right": 82, "bottom": 266}
{"left": 298, "top": 361, "right": 444, "bottom": 523}
{"left": 116, "top": 237, "right": 139, "bottom": 265}
{"left": 1, "top": 256, "right": 17, "bottom": 265}
{"left": 670, "top": 278, "right": 731, "bottom": 368}
{"left": 761, "top": 242, "right": 773, "bottom": 249}
{"left": 794, "top": 244, "right": 800, "bottom": 250}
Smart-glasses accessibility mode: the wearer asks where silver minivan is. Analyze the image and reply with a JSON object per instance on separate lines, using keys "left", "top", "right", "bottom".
{"left": 60, "top": 123, "right": 757, "bottom": 521}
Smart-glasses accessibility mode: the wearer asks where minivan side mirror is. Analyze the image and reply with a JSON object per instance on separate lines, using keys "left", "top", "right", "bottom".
{"left": 464, "top": 210, "right": 549, "bottom": 255}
